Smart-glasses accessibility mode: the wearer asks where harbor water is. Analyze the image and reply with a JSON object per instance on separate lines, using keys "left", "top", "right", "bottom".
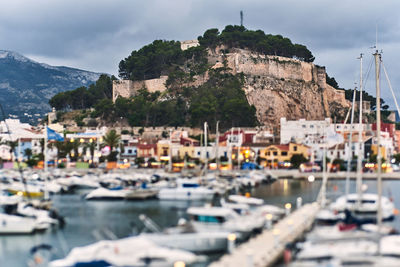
{"left": 2, "top": 177, "right": 400, "bottom": 266}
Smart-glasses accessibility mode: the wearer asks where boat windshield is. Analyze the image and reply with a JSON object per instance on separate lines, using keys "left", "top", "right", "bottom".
{"left": 347, "top": 199, "right": 375, "bottom": 204}
{"left": 192, "top": 215, "right": 225, "bottom": 223}
{"left": 182, "top": 183, "right": 199, "bottom": 188}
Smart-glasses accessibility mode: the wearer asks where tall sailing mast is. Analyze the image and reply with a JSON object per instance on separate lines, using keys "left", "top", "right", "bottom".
{"left": 356, "top": 54, "right": 363, "bottom": 207}
{"left": 374, "top": 50, "right": 383, "bottom": 234}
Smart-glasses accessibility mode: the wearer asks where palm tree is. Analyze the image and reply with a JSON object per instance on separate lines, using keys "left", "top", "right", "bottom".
{"left": 103, "top": 130, "right": 121, "bottom": 152}
{"left": 85, "top": 141, "right": 96, "bottom": 162}
{"left": 7, "top": 141, "right": 18, "bottom": 161}
{"left": 24, "top": 148, "right": 32, "bottom": 160}
{"left": 103, "top": 130, "right": 121, "bottom": 162}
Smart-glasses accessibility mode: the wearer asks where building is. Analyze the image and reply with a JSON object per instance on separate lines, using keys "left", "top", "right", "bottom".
{"left": 180, "top": 40, "right": 200, "bottom": 50}
{"left": 326, "top": 135, "right": 372, "bottom": 162}
{"left": 280, "top": 117, "right": 343, "bottom": 161}
{"left": 0, "top": 119, "right": 44, "bottom": 160}
{"left": 137, "top": 143, "right": 157, "bottom": 159}
{"left": 280, "top": 117, "right": 333, "bottom": 145}
{"left": 259, "top": 143, "right": 310, "bottom": 167}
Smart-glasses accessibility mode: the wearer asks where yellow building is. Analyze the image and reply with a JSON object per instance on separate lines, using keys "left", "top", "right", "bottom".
{"left": 260, "top": 143, "right": 310, "bottom": 167}
{"left": 371, "top": 144, "right": 387, "bottom": 160}
{"left": 157, "top": 142, "right": 196, "bottom": 161}
{"left": 157, "top": 141, "right": 170, "bottom": 161}
{"left": 178, "top": 146, "right": 196, "bottom": 159}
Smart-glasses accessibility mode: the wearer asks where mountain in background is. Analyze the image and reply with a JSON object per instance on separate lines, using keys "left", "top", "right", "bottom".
{"left": 0, "top": 50, "right": 102, "bottom": 123}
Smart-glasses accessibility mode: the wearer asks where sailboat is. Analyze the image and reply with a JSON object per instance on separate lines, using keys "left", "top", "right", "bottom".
{"left": 321, "top": 53, "right": 395, "bottom": 224}
{"left": 289, "top": 49, "right": 400, "bottom": 267}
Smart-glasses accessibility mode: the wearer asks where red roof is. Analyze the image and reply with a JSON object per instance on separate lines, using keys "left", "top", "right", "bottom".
{"left": 274, "top": 145, "right": 289, "bottom": 151}
{"left": 137, "top": 144, "right": 157, "bottom": 149}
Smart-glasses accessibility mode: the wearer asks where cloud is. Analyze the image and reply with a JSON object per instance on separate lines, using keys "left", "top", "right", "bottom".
{"left": 1, "top": 0, "right": 400, "bottom": 108}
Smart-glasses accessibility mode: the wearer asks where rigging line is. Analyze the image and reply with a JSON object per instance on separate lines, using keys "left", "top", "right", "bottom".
{"left": 361, "top": 56, "right": 374, "bottom": 98}
{"left": 0, "top": 103, "right": 31, "bottom": 200}
{"left": 317, "top": 99, "right": 354, "bottom": 205}
{"left": 381, "top": 61, "right": 400, "bottom": 119}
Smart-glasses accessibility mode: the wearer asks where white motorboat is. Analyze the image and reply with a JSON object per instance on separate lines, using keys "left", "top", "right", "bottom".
{"left": 17, "top": 202, "right": 58, "bottom": 227}
{"left": 0, "top": 213, "right": 37, "bottom": 234}
{"left": 141, "top": 227, "right": 230, "bottom": 253}
{"left": 56, "top": 175, "right": 100, "bottom": 190}
{"left": 226, "top": 195, "right": 285, "bottom": 221}
{"left": 85, "top": 187, "right": 127, "bottom": 200}
{"left": 138, "top": 214, "right": 230, "bottom": 253}
{"left": 187, "top": 206, "right": 265, "bottom": 240}
{"left": 124, "top": 188, "right": 159, "bottom": 200}
{"left": 158, "top": 179, "right": 216, "bottom": 200}
{"left": 330, "top": 193, "right": 395, "bottom": 221}
{"left": 49, "top": 236, "right": 203, "bottom": 267}
{"left": 228, "top": 194, "right": 264, "bottom": 205}
{"left": 293, "top": 234, "right": 400, "bottom": 266}
{"left": 86, "top": 187, "right": 159, "bottom": 200}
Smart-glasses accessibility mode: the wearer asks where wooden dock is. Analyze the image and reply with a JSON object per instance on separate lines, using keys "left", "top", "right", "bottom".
{"left": 209, "top": 202, "right": 320, "bottom": 267}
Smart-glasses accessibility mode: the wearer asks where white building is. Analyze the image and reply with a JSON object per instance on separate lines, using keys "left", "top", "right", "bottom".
{"left": 280, "top": 117, "right": 333, "bottom": 145}
{"left": 280, "top": 117, "right": 347, "bottom": 161}
{"left": 194, "top": 146, "right": 229, "bottom": 161}
{"left": 327, "top": 134, "right": 369, "bottom": 162}
{"left": 0, "top": 119, "right": 44, "bottom": 160}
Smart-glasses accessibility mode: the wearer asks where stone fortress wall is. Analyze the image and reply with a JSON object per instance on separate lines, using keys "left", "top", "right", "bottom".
{"left": 112, "top": 42, "right": 349, "bottom": 126}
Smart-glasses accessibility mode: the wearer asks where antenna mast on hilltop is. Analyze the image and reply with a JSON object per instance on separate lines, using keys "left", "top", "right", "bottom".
{"left": 240, "top": 11, "right": 243, "bottom": 26}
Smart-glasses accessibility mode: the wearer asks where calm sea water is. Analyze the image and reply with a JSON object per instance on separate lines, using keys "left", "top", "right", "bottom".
{"left": 1, "top": 178, "right": 400, "bottom": 266}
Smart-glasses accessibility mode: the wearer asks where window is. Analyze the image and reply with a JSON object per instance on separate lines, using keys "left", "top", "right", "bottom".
{"left": 128, "top": 149, "right": 132, "bottom": 154}
{"left": 273, "top": 151, "right": 278, "bottom": 156}
{"left": 294, "top": 146, "right": 297, "bottom": 151}
{"left": 302, "top": 125, "right": 306, "bottom": 128}
{"left": 281, "top": 151, "right": 288, "bottom": 156}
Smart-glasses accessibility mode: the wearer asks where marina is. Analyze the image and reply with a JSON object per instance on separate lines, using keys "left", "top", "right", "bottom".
{"left": 0, "top": 169, "right": 399, "bottom": 266}
{"left": 1, "top": 3, "right": 400, "bottom": 267}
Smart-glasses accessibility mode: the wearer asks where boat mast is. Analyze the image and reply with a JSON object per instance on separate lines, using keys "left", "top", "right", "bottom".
{"left": 168, "top": 128, "right": 172, "bottom": 172}
{"left": 216, "top": 121, "right": 220, "bottom": 171}
{"left": 204, "top": 122, "right": 208, "bottom": 173}
{"left": 356, "top": 54, "right": 363, "bottom": 207}
{"left": 374, "top": 50, "right": 383, "bottom": 235}
{"left": 345, "top": 86, "right": 357, "bottom": 200}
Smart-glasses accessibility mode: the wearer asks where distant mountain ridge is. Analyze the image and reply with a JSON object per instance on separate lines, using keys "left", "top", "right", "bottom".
{"left": 0, "top": 50, "right": 102, "bottom": 122}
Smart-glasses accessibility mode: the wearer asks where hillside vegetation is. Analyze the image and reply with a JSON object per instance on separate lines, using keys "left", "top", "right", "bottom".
{"left": 50, "top": 25, "right": 318, "bottom": 129}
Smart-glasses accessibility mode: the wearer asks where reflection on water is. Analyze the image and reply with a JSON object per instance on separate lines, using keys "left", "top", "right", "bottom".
{"left": 1, "top": 178, "right": 400, "bottom": 266}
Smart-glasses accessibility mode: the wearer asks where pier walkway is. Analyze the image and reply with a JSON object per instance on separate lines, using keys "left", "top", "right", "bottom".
{"left": 268, "top": 169, "right": 400, "bottom": 180}
{"left": 209, "top": 202, "right": 320, "bottom": 267}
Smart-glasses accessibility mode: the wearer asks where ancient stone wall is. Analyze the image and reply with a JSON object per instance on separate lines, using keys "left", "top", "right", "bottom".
{"left": 112, "top": 76, "right": 168, "bottom": 102}
{"left": 112, "top": 47, "right": 350, "bottom": 127}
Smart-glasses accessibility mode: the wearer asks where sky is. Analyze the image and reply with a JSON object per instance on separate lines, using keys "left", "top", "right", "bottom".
{"left": 2, "top": 0, "right": 400, "bottom": 108}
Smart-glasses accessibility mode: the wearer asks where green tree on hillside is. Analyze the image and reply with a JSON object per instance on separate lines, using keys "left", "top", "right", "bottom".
{"left": 49, "top": 74, "right": 116, "bottom": 111}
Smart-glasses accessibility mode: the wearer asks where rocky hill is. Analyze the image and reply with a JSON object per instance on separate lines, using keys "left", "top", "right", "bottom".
{"left": 0, "top": 50, "right": 102, "bottom": 122}
{"left": 114, "top": 46, "right": 350, "bottom": 128}
{"left": 215, "top": 48, "right": 350, "bottom": 126}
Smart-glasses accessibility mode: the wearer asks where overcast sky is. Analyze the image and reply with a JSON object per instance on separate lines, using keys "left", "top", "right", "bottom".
{"left": 2, "top": 0, "right": 400, "bottom": 108}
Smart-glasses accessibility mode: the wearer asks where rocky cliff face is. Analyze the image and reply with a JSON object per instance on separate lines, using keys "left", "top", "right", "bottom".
{"left": 113, "top": 47, "right": 350, "bottom": 128}
{"left": 209, "top": 48, "right": 350, "bottom": 127}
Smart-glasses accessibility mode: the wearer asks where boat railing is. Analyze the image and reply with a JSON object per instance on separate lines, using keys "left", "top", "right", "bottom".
{"left": 139, "top": 214, "right": 162, "bottom": 233}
